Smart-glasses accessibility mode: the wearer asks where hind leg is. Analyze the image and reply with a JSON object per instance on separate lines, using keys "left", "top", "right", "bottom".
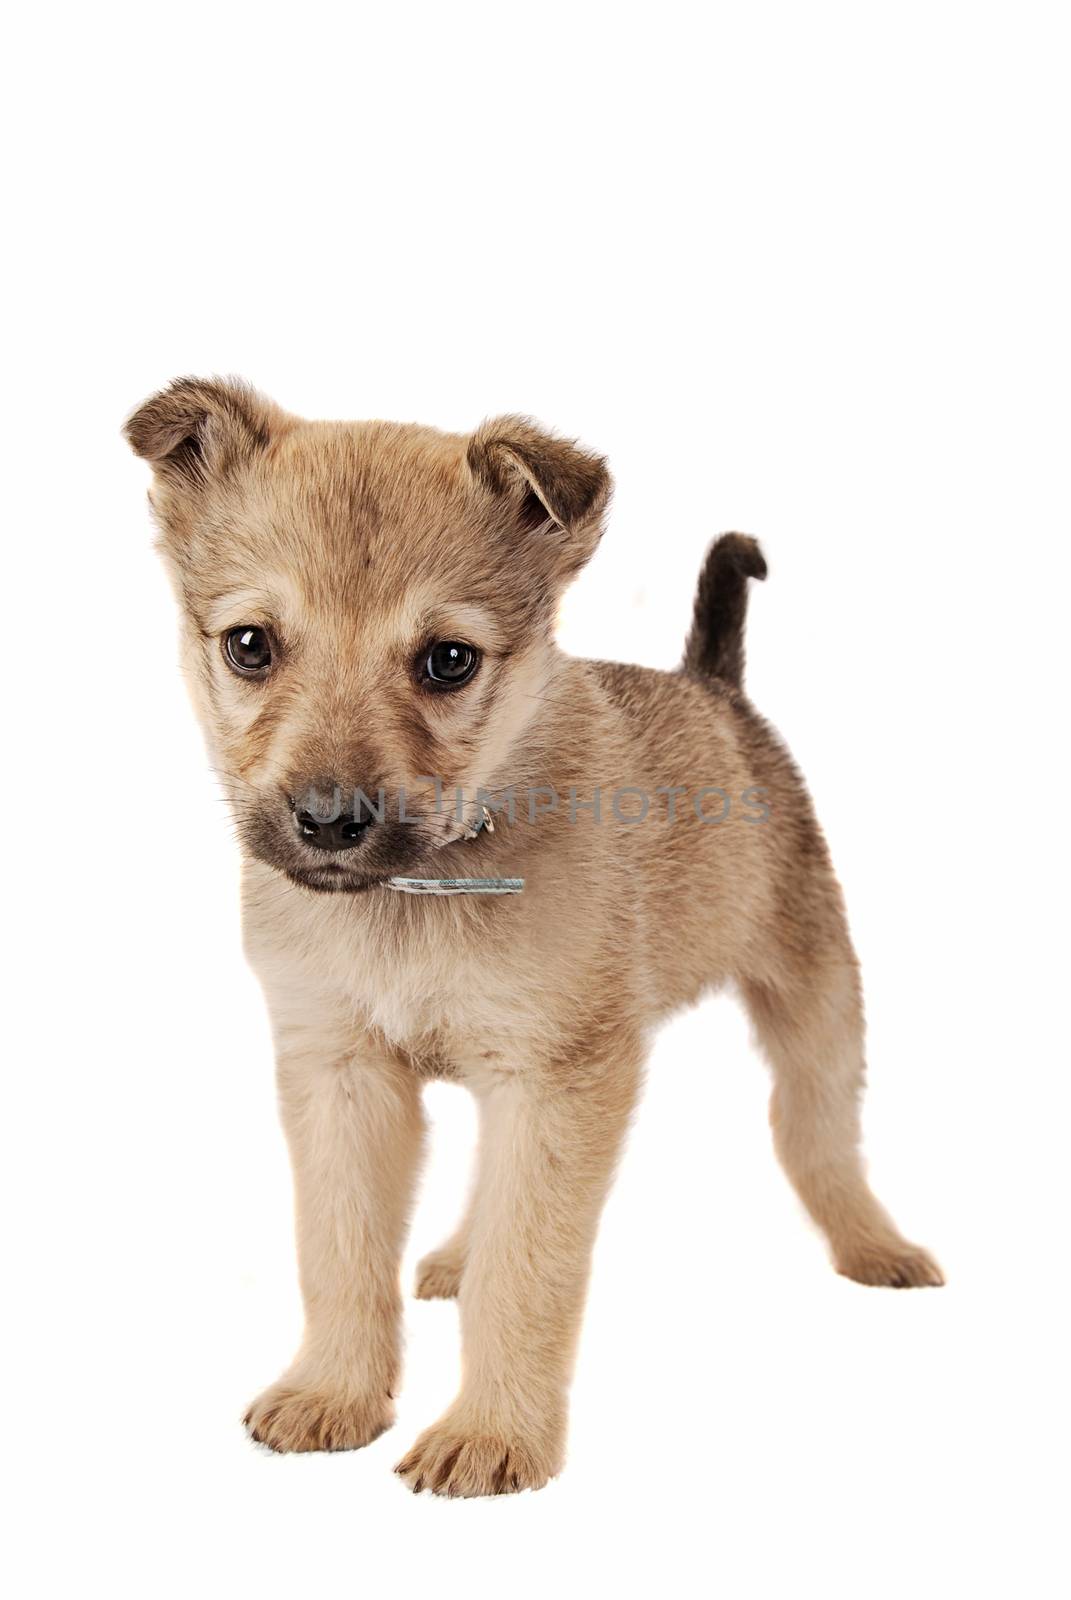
{"left": 414, "top": 1095, "right": 491, "bottom": 1300}
{"left": 742, "top": 954, "right": 943, "bottom": 1288}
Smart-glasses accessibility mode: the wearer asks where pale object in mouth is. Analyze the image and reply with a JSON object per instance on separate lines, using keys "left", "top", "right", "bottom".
{"left": 384, "top": 877, "right": 524, "bottom": 896}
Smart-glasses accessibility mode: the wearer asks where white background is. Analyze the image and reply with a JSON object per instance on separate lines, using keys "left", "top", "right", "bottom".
{"left": 4, "top": 4, "right": 1068, "bottom": 1596}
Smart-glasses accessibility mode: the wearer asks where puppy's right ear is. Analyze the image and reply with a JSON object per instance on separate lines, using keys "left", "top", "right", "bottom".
{"left": 123, "top": 376, "right": 284, "bottom": 485}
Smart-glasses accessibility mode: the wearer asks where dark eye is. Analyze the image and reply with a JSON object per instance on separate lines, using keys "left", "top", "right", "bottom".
{"left": 422, "top": 640, "right": 480, "bottom": 688}
{"left": 223, "top": 625, "right": 273, "bottom": 675}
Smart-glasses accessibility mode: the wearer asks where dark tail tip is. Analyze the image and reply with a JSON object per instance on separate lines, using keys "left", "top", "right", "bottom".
{"left": 682, "top": 533, "right": 767, "bottom": 690}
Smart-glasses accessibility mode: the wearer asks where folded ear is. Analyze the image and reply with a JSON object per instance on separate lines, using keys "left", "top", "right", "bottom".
{"left": 467, "top": 415, "right": 611, "bottom": 574}
{"left": 123, "top": 376, "right": 284, "bottom": 485}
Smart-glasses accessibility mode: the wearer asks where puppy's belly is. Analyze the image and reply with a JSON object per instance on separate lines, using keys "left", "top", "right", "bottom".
{"left": 397, "top": 1043, "right": 461, "bottom": 1082}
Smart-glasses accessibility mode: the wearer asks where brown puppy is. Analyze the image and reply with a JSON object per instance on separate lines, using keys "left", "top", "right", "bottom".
{"left": 126, "top": 378, "right": 942, "bottom": 1498}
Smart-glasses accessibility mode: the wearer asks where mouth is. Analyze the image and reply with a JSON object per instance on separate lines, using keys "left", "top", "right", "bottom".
{"left": 241, "top": 805, "right": 471, "bottom": 895}
{"left": 281, "top": 862, "right": 384, "bottom": 894}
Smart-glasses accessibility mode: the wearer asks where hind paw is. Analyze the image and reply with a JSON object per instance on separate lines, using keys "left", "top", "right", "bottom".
{"left": 414, "top": 1246, "right": 464, "bottom": 1299}
{"left": 836, "top": 1241, "right": 945, "bottom": 1288}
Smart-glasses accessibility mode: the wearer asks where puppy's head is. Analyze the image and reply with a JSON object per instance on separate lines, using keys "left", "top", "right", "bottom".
{"left": 126, "top": 378, "right": 610, "bottom": 892}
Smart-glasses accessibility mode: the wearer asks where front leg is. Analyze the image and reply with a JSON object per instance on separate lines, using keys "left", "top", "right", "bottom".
{"left": 245, "top": 1029, "right": 425, "bottom": 1453}
{"left": 397, "top": 1038, "right": 642, "bottom": 1495}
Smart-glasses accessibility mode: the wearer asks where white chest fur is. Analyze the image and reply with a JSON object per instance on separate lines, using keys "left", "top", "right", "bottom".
{"left": 242, "top": 866, "right": 551, "bottom": 1080}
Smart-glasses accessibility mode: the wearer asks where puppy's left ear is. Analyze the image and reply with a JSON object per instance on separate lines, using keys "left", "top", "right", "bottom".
{"left": 467, "top": 415, "right": 611, "bottom": 576}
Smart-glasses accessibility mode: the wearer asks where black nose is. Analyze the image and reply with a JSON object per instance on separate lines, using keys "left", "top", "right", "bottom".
{"left": 294, "top": 811, "right": 371, "bottom": 850}
{"left": 291, "top": 786, "right": 374, "bottom": 852}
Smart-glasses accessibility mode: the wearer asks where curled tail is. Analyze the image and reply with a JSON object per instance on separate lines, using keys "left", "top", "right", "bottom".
{"left": 682, "top": 532, "right": 767, "bottom": 691}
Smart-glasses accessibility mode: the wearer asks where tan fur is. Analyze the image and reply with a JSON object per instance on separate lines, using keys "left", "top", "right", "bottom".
{"left": 126, "top": 378, "right": 942, "bottom": 1498}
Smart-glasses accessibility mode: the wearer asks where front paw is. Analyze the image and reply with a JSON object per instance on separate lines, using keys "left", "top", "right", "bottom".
{"left": 395, "top": 1408, "right": 562, "bottom": 1497}
{"left": 244, "top": 1377, "right": 394, "bottom": 1453}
